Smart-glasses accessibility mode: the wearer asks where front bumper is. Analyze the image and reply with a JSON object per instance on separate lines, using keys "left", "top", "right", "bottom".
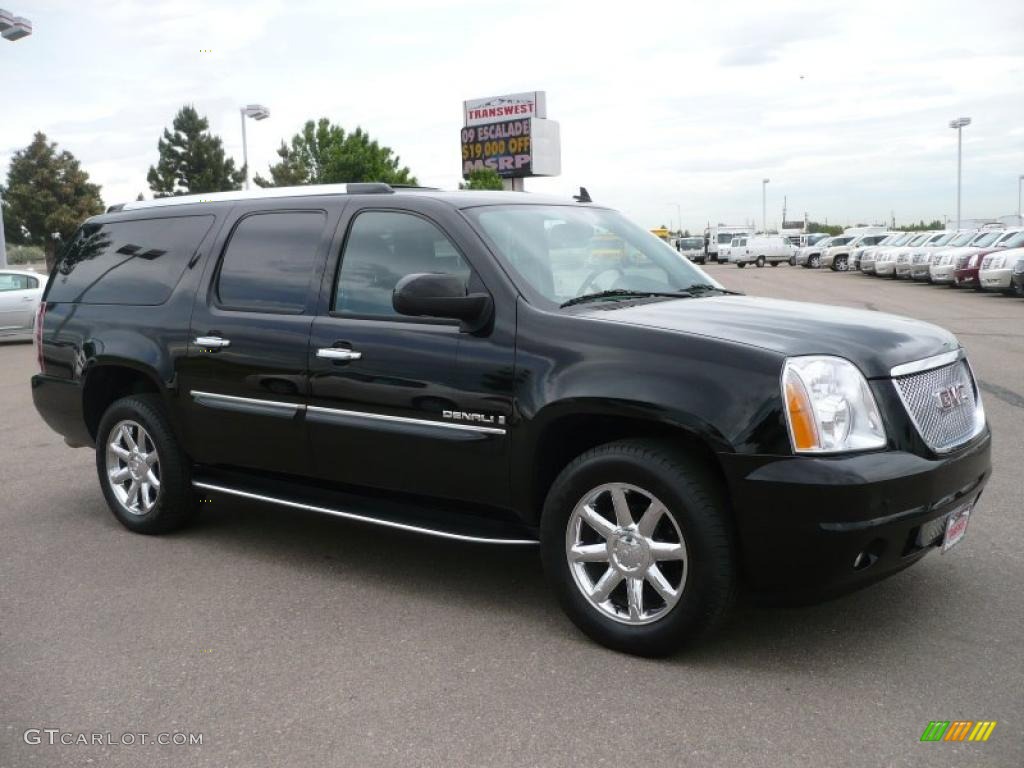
{"left": 895, "top": 262, "right": 913, "bottom": 277}
{"left": 911, "top": 264, "right": 932, "bottom": 280}
{"left": 720, "top": 430, "right": 992, "bottom": 597}
{"left": 953, "top": 268, "right": 979, "bottom": 286}
{"left": 979, "top": 269, "right": 1013, "bottom": 290}
{"left": 930, "top": 266, "right": 955, "bottom": 283}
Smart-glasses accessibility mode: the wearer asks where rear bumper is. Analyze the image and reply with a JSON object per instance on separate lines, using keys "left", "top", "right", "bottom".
{"left": 31, "top": 374, "right": 93, "bottom": 448}
{"left": 720, "top": 430, "right": 992, "bottom": 597}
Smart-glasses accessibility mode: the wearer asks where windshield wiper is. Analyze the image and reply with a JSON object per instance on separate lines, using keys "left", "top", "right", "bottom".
{"left": 684, "top": 283, "right": 743, "bottom": 296}
{"left": 560, "top": 289, "right": 690, "bottom": 308}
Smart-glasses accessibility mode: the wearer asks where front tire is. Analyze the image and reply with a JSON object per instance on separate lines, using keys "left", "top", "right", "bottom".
{"left": 808, "top": 255, "right": 820, "bottom": 268}
{"left": 736, "top": 262, "right": 746, "bottom": 269}
{"left": 96, "top": 394, "right": 195, "bottom": 534}
{"left": 540, "top": 440, "right": 736, "bottom": 656}
{"left": 755, "top": 255, "right": 766, "bottom": 268}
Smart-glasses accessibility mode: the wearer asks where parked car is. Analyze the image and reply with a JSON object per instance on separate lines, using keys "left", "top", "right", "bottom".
{"left": 909, "top": 232, "right": 959, "bottom": 281}
{"left": 676, "top": 236, "right": 706, "bottom": 263}
{"left": 979, "top": 247, "right": 1024, "bottom": 293}
{"left": 705, "top": 225, "right": 752, "bottom": 263}
{"left": 929, "top": 231, "right": 983, "bottom": 284}
{"left": 0, "top": 268, "right": 44, "bottom": 340}
{"left": 859, "top": 233, "right": 913, "bottom": 274}
{"left": 733, "top": 234, "right": 795, "bottom": 268}
{"left": 1012, "top": 257, "right": 1024, "bottom": 297}
{"left": 798, "top": 236, "right": 849, "bottom": 268}
{"left": 894, "top": 233, "right": 947, "bottom": 279}
{"left": 875, "top": 233, "right": 931, "bottom": 277}
{"left": 29, "top": 183, "right": 993, "bottom": 656}
{"left": 823, "top": 233, "right": 891, "bottom": 272}
{"left": 952, "top": 230, "right": 1020, "bottom": 288}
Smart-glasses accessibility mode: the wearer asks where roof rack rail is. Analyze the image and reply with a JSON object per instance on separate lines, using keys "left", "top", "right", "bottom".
{"left": 113, "top": 182, "right": 398, "bottom": 212}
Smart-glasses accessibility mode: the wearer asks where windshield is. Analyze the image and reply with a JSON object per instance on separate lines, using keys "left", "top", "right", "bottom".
{"left": 949, "top": 232, "right": 977, "bottom": 246}
{"left": 998, "top": 231, "right": 1024, "bottom": 249}
{"left": 972, "top": 231, "right": 1001, "bottom": 247}
{"left": 468, "top": 205, "right": 723, "bottom": 307}
{"left": 930, "top": 233, "right": 956, "bottom": 246}
{"left": 717, "top": 232, "right": 741, "bottom": 244}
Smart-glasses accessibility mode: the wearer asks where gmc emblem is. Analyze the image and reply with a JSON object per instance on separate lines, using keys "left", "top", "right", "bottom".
{"left": 934, "top": 383, "right": 968, "bottom": 411}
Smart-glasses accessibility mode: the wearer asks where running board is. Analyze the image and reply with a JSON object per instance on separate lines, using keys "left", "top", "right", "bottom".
{"left": 192, "top": 474, "right": 538, "bottom": 546}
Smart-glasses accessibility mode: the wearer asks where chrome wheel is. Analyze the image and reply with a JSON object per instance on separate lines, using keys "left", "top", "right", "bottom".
{"left": 105, "top": 420, "right": 160, "bottom": 515}
{"left": 565, "top": 482, "right": 688, "bottom": 626}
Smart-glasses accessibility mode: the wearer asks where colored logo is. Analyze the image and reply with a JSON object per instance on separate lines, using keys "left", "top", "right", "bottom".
{"left": 920, "top": 721, "right": 997, "bottom": 742}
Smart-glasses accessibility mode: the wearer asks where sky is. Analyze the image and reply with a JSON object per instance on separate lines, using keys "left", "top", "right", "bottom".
{"left": 2, "top": 0, "right": 1022, "bottom": 233}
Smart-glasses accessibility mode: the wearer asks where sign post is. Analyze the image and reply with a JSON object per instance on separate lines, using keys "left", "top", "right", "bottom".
{"left": 461, "top": 91, "right": 560, "bottom": 189}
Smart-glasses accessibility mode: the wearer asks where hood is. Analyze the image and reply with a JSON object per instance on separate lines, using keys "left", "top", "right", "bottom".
{"left": 578, "top": 295, "right": 958, "bottom": 379}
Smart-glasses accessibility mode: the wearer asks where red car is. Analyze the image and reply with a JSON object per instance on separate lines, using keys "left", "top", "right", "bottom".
{"left": 953, "top": 230, "right": 1024, "bottom": 287}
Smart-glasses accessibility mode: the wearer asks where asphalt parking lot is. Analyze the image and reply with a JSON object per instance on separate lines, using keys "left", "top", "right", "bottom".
{"left": 1, "top": 266, "right": 1021, "bottom": 768}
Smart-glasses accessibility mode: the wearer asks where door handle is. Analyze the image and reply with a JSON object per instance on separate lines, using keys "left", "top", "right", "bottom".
{"left": 194, "top": 336, "right": 231, "bottom": 348}
{"left": 317, "top": 347, "right": 362, "bottom": 361}
{"left": 22, "top": 296, "right": 35, "bottom": 302}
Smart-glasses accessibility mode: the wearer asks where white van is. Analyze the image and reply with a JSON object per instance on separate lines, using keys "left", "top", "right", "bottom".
{"left": 733, "top": 235, "right": 795, "bottom": 268}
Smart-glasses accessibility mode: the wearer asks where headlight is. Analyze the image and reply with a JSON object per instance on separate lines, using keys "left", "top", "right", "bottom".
{"left": 782, "top": 356, "right": 887, "bottom": 454}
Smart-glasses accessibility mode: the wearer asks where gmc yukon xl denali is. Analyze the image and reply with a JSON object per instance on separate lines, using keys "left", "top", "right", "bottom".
{"left": 31, "top": 184, "right": 992, "bottom": 656}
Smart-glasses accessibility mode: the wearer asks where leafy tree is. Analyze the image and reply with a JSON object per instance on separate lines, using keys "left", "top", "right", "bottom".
{"left": 806, "top": 220, "right": 844, "bottom": 236}
{"left": 895, "top": 219, "right": 944, "bottom": 232}
{"left": 254, "top": 118, "right": 416, "bottom": 187}
{"left": 459, "top": 167, "right": 504, "bottom": 190}
{"left": 1, "top": 132, "right": 104, "bottom": 270}
{"left": 147, "top": 105, "right": 245, "bottom": 197}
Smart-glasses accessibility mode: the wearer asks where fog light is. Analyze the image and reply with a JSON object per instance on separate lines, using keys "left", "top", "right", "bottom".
{"left": 853, "top": 539, "right": 885, "bottom": 570}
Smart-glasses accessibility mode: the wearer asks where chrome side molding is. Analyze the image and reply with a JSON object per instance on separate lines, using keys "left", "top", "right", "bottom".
{"left": 193, "top": 481, "right": 538, "bottom": 545}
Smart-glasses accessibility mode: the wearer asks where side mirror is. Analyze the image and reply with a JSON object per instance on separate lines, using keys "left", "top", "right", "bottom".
{"left": 393, "top": 273, "right": 492, "bottom": 332}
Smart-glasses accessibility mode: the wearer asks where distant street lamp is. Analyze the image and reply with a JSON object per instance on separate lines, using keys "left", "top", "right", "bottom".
{"left": 949, "top": 117, "right": 971, "bottom": 230}
{"left": 0, "top": 8, "right": 33, "bottom": 269}
{"left": 1017, "top": 174, "right": 1023, "bottom": 221}
{"left": 240, "top": 104, "right": 270, "bottom": 190}
{"left": 762, "top": 179, "right": 770, "bottom": 234}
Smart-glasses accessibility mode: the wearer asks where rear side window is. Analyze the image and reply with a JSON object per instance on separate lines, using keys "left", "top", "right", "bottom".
{"left": 47, "top": 215, "right": 215, "bottom": 305}
{"left": 0, "top": 273, "right": 38, "bottom": 291}
{"left": 216, "top": 211, "right": 326, "bottom": 313}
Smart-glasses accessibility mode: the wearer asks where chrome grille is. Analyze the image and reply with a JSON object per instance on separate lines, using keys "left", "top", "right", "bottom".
{"left": 893, "top": 360, "right": 982, "bottom": 453}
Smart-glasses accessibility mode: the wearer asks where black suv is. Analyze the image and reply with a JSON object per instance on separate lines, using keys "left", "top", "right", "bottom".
{"left": 31, "top": 184, "right": 992, "bottom": 655}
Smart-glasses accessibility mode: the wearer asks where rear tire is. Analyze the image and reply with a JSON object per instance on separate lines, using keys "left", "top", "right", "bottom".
{"left": 95, "top": 394, "right": 195, "bottom": 534}
{"left": 540, "top": 439, "right": 736, "bottom": 657}
{"left": 834, "top": 256, "right": 848, "bottom": 272}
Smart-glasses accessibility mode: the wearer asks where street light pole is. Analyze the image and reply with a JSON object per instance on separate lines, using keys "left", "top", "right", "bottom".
{"left": 949, "top": 117, "right": 971, "bottom": 230}
{"left": 762, "top": 179, "right": 770, "bottom": 234}
{"left": 239, "top": 104, "right": 270, "bottom": 190}
{"left": 1018, "top": 174, "right": 1023, "bottom": 222}
{"left": 0, "top": 8, "right": 34, "bottom": 269}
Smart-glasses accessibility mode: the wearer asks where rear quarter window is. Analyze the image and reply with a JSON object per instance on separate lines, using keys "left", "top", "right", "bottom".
{"left": 47, "top": 215, "right": 215, "bottom": 305}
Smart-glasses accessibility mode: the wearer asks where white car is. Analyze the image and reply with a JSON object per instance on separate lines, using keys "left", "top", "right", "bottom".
{"left": 908, "top": 232, "right": 960, "bottom": 281}
{"left": 979, "top": 246, "right": 1024, "bottom": 293}
{"left": 928, "top": 231, "right": 982, "bottom": 283}
{"left": 795, "top": 236, "right": 840, "bottom": 268}
{"left": 859, "top": 233, "right": 912, "bottom": 274}
{"left": 732, "top": 235, "right": 795, "bottom": 268}
{"left": 823, "top": 233, "right": 892, "bottom": 272}
{"left": 874, "top": 233, "right": 931, "bottom": 277}
{"left": 0, "top": 268, "right": 44, "bottom": 339}
{"left": 893, "top": 232, "right": 948, "bottom": 279}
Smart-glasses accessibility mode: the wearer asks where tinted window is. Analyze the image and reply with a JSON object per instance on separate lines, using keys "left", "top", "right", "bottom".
{"left": 217, "top": 211, "right": 326, "bottom": 313}
{"left": 334, "top": 211, "right": 471, "bottom": 318}
{"left": 0, "top": 273, "right": 37, "bottom": 291}
{"left": 47, "top": 215, "right": 214, "bottom": 305}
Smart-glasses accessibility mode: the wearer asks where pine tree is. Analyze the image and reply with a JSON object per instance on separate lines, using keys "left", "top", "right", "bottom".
{"left": 1, "top": 132, "right": 104, "bottom": 269}
{"left": 147, "top": 105, "right": 246, "bottom": 197}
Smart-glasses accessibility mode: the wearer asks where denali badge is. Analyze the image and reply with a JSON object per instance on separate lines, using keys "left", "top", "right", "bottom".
{"left": 934, "top": 383, "right": 968, "bottom": 411}
{"left": 443, "top": 410, "right": 506, "bottom": 426}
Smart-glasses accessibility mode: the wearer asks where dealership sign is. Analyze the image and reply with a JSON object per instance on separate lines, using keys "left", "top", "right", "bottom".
{"left": 463, "top": 91, "right": 547, "bottom": 127}
{"left": 461, "top": 91, "right": 560, "bottom": 179}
